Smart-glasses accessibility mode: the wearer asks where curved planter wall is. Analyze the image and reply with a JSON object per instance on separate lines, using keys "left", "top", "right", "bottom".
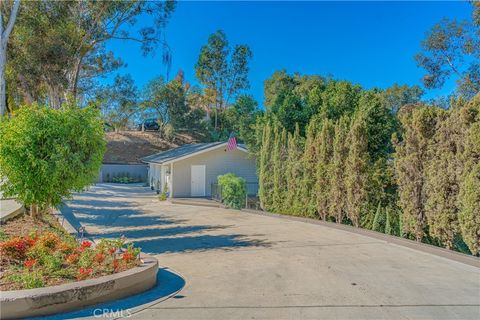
{"left": 0, "top": 255, "right": 158, "bottom": 320}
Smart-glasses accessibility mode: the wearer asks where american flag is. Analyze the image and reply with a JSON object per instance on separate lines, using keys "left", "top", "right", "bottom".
{"left": 226, "top": 132, "right": 237, "bottom": 151}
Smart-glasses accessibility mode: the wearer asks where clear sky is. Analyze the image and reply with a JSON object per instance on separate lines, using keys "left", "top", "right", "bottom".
{"left": 106, "top": 1, "right": 473, "bottom": 108}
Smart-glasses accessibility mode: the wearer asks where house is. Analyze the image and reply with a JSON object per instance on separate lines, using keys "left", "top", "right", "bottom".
{"left": 142, "top": 142, "right": 258, "bottom": 198}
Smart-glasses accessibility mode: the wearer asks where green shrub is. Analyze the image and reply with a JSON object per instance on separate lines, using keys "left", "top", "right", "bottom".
{"left": 9, "top": 270, "right": 45, "bottom": 289}
{"left": 217, "top": 173, "right": 247, "bottom": 209}
{"left": 0, "top": 103, "right": 105, "bottom": 216}
{"left": 159, "top": 183, "right": 169, "bottom": 201}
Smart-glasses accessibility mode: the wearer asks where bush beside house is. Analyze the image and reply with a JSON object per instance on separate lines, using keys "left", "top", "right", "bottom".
{"left": 218, "top": 173, "right": 247, "bottom": 209}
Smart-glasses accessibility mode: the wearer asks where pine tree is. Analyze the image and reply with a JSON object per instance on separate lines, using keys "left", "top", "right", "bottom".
{"left": 299, "top": 119, "right": 319, "bottom": 217}
{"left": 345, "top": 117, "right": 369, "bottom": 227}
{"left": 315, "top": 119, "right": 334, "bottom": 220}
{"left": 286, "top": 124, "right": 304, "bottom": 215}
{"left": 329, "top": 116, "right": 350, "bottom": 223}
{"left": 394, "top": 105, "right": 439, "bottom": 241}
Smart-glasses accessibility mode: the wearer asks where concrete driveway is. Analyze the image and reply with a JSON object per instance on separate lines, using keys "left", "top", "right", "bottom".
{"left": 60, "top": 184, "right": 480, "bottom": 320}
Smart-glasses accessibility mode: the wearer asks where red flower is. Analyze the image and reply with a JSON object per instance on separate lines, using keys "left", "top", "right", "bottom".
{"left": 79, "top": 240, "right": 92, "bottom": 252}
{"left": 24, "top": 258, "right": 38, "bottom": 269}
{"left": 94, "top": 252, "right": 105, "bottom": 264}
{"left": 0, "top": 237, "right": 30, "bottom": 260}
{"left": 108, "top": 247, "right": 116, "bottom": 255}
{"left": 77, "top": 267, "right": 93, "bottom": 280}
{"left": 112, "top": 258, "right": 120, "bottom": 272}
{"left": 122, "top": 252, "right": 135, "bottom": 263}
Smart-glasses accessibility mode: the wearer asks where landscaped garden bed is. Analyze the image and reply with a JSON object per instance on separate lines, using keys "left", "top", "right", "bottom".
{"left": 0, "top": 213, "right": 141, "bottom": 291}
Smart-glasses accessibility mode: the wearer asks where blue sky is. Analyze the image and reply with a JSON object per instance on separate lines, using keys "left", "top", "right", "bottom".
{"left": 106, "top": 1, "right": 473, "bottom": 107}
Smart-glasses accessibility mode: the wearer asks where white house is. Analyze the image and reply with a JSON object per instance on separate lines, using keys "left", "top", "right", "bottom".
{"left": 142, "top": 142, "right": 258, "bottom": 198}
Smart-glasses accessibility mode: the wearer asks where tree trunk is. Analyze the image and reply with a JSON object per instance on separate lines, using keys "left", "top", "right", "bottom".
{"left": 30, "top": 204, "right": 41, "bottom": 220}
{"left": 0, "top": 0, "right": 21, "bottom": 117}
{"left": 0, "top": 50, "right": 6, "bottom": 116}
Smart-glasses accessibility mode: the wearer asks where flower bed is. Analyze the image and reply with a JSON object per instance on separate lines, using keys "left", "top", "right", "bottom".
{"left": 0, "top": 214, "right": 141, "bottom": 291}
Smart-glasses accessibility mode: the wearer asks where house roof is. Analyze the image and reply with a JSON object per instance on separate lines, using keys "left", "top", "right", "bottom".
{"left": 142, "top": 142, "right": 248, "bottom": 164}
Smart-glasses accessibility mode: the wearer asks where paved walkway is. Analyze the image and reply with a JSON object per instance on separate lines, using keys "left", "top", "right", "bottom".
{"left": 59, "top": 184, "right": 480, "bottom": 320}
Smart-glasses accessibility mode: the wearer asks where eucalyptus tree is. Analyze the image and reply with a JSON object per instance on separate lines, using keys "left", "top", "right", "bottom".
{"left": 0, "top": 0, "right": 20, "bottom": 116}
{"left": 195, "top": 30, "right": 252, "bottom": 129}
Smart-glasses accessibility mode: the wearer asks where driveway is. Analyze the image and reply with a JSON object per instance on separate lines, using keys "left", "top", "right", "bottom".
{"left": 60, "top": 184, "right": 480, "bottom": 320}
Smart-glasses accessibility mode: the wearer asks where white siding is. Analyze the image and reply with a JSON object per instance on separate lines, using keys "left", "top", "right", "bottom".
{"left": 171, "top": 147, "right": 257, "bottom": 197}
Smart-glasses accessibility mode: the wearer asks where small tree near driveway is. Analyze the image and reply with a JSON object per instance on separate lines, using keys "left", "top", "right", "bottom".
{"left": 0, "top": 103, "right": 105, "bottom": 218}
{"left": 218, "top": 173, "right": 247, "bottom": 209}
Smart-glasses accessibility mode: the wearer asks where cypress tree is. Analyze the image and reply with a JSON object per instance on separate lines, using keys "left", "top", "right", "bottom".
{"left": 299, "top": 119, "right": 319, "bottom": 217}
{"left": 286, "top": 124, "right": 304, "bottom": 215}
{"left": 315, "top": 119, "right": 334, "bottom": 220}
{"left": 345, "top": 117, "right": 369, "bottom": 227}
{"left": 394, "top": 105, "right": 439, "bottom": 242}
{"left": 458, "top": 96, "right": 480, "bottom": 255}
{"left": 272, "top": 126, "right": 288, "bottom": 213}
{"left": 385, "top": 207, "right": 393, "bottom": 235}
{"left": 372, "top": 202, "right": 385, "bottom": 233}
{"left": 329, "top": 116, "right": 349, "bottom": 223}
{"left": 258, "top": 122, "right": 273, "bottom": 210}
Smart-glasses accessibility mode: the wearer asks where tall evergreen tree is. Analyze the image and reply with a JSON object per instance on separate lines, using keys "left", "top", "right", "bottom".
{"left": 315, "top": 119, "right": 334, "bottom": 220}
{"left": 458, "top": 95, "right": 480, "bottom": 255}
{"left": 372, "top": 202, "right": 385, "bottom": 233}
{"left": 272, "top": 126, "right": 288, "bottom": 213}
{"left": 258, "top": 122, "right": 274, "bottom": 210}
{"left": 394, "top": 105, "right": 439, "bottom": 241}
{"left": 300, "top": 119, "right": 319, "bottom": 217}
{"left": 345, "top": 117, "right": 369, "bottom": 227}
{"left": 285, "top": 124, "right": 304, "bottom": 215}
{"left": 329, "top": 116, "right": 350, "bottom": 223}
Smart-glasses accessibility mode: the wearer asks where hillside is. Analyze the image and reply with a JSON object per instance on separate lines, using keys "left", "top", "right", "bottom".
{"left": 103, "top": 131, "right": 202, "bottom": 164}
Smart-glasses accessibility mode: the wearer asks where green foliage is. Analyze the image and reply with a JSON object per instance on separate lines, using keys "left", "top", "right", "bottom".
{"left": 271, "top": 126, "right": 288, "bottom": 213}
{"left": 195, "top": 30, "right": 252, "bottom": 121}
{"left": 285, "top": 124, "right": 304, "bottom": 215}
{"left": 315, "top": 119, "right": 334, "bottom": 220}
{"left": 258, "top": 122, "right": 274, "bottom": 210}
{"left": 9, "top": 270, "right": 45, "bottom": 289}
{"left": 415, "top": 4, "right": 479, "bottom": 99}
{"left": 329, "top": 116, "right": 350, "bottom": 223}
{"left": 217, "top": 173, "right": 247, "bottom": 210}
{"left": 394, "top": 105, "right": 440, "bottom": 241}
{"left": 159, "top": 183, "right": 169, "bottom": 201}
{"left": 372, "top": 203, "right": 386, "bottom": 233}
{"left": 0, "top": 104, "right": 106, "bottom": 212}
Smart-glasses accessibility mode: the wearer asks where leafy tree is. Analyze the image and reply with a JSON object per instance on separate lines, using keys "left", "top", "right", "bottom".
{"left": 96, "top": 74, "right": 138, "bottom": 132}
{"left": 0, "top": 0, "right": 20, "bottom": 116}
{"left": 329, "top": 116, "right": 349, "bottom": 223}
{"left": 381, "top": 84, "right": 424, "bottom": 114}
{"left": 318, "top": 80, "right": 361, "bottom": 121}
{"left": 195, "top": 30, "right": 252, "bottom": 129}
{"left": 224, "top": 95, "right": 261, "bottom": 149}
{"left": 394, "top": 105, "right": 440, "bottom": 241}
{"left": 415, "top": 3, "right": 479, "bottom": 99}
{"left": 6, "top": 0, "right": 175, "bottom": 109}
{"left": 0, "top": 103, "right": 105, "bottom": 218}
{"left": 345, "top": 116, "right": 369, "bottom": 227}
{"left": 315, "top": 119, "right": 334, "bottom": 221}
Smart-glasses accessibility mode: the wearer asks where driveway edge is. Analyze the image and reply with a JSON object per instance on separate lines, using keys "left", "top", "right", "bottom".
{"left": 242, "top": 209, "right": 480, "bottom": 268}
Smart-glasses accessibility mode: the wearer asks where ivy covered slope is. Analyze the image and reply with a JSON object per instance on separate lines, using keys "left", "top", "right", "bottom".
{"left": 0, "top": 103, "right": 105, "bottom": 218}
{"left": 257, "top": 72, "right": 480, "bottom": 256}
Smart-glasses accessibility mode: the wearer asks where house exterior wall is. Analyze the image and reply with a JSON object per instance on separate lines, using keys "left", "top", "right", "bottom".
{"left": 171, "top": 147, "right": 257, "bottom": 197}
{"left": 98, "top": 164, "right": 148, "bottom": 183}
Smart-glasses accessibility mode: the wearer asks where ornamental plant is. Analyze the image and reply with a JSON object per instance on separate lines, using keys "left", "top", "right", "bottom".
{"left": 0, "top": 103, "right": 106, "bottom": 218}
{"left": 217, "top": 173, "right": 247, "bottom": 209}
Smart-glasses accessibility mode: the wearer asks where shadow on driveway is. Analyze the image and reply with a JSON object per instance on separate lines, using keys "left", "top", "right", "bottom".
{"left": 31, "top": 268, "right": 185, "bottom": 320}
